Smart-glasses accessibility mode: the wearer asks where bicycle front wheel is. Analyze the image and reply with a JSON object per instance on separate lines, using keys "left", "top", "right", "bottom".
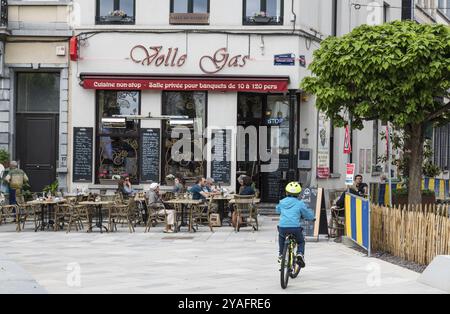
{"left": 280, "top": 241, "right": 291, "bottom": 289}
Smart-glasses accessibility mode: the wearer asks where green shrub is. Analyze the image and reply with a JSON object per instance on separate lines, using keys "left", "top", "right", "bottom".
{"left": 0, "top": 149, "right": 9, "bottom": 165}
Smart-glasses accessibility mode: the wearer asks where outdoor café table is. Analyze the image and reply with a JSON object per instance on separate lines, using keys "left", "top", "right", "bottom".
{"left": 79, "top": 201, "right": 113, "bottom": 233}
{"left": 27, "top": 199, "right": 66, "bottom": 232}
{"left": 209, "top": 195, "right": 234, "bottom": 224}
{"left": 164, "top": 199, "right": 203, "bottom": 232}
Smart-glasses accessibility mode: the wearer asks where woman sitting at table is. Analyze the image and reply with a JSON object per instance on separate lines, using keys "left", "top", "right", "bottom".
{"left": 147, "top": 183, "right": 176, "bottom": 233}
{"left": 240, "top": 176, "right": 255, "bottom": 196}
{"left": 173, "top": 176, "right": 186, "bottom": 194}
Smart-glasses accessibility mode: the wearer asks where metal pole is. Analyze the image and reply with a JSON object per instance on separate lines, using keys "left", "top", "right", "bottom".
{"left": 387, "top": 122, "right": 393, "bottom": 207}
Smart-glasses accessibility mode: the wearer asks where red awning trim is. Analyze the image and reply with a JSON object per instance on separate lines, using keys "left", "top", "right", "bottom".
{"left": 80, "top": 74, "right": 290, "bottom": 93}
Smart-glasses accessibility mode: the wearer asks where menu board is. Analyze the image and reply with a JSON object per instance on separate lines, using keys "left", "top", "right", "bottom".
{"left": 73, "top": 127, "right": 93, "bottom": 183}
{"left": 298, "top": 187, "right": 328, "bottom": 239}
{"left": 211, "top": 129, "right": 232, "bottom": 185}
{"left": 140, "top": 128, "right": 160, "bottom": 183}
{"left": 262, "top": 155, "right": 289, "bottom": 203}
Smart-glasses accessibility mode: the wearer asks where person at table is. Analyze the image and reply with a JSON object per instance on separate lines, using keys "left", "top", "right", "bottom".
{"left": 354, "top": 174, "right": 368, "bottom": 197}
{"left": 189, "top": 177, "right": 210, "bottom": 201}
{"left": 173, "top": 176, "right": 186, "bottom": 194}
{"left": 237, "top": 175, "right": 246, "bottom": 194}
{"left": 4, "top": 161, "right": 29, "bottom": 205}
{"left": 240, "top": 176, "right": 255, "bottom": 196}
{"left": 204, "top": 178, "right": 221, "bottom": 195}
{"left": 118, "top": 177, "right": 134, "bottom": 200}
{"left": 147, "top": 183, "right": 176, "bottom": 233}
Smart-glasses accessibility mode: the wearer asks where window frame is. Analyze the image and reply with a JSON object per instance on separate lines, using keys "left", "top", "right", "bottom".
{"left": 170, "top": 0, "right": 211, "bottom": 14}
{"left": 243, "top": 0, "right": 284, "bottom": 26}
{"left": 160, "top": 91, "right": 208, "bottom": 181}
{"left": 95, "top": 90, "right": 141, "bottom": 185}
{"left": 96, "top": 0, "right": 136, "bottom": 25}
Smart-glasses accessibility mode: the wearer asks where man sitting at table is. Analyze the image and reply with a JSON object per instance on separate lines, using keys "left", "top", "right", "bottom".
{"left": 189, "top": 177, "right": 211, "bottom": 201}
{"left": 147, "top": 183, "right": 176, "bottom": 233}
{"left": 204, "top": 178, "right": 221, "bottom": 195}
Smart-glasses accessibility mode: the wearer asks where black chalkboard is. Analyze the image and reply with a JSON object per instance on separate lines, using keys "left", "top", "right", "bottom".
{"left": 73, "top": 127, "right": 93, "bottom": 183}
{"left": 140, "top": 128, "right": 160, "bottom": 183}
{"left": 298, "top": 187, "right": 328, "bottom": 239}
{"left": 262, "top": 155, "right": 289, "bottom": 203}
{"left": 211, "top": 129, "right": 232, "bottom": 185}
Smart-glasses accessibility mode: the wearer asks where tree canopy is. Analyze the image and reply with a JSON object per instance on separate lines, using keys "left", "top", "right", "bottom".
{"left": 301, "top": 20, "right": 450, "bottom": 130}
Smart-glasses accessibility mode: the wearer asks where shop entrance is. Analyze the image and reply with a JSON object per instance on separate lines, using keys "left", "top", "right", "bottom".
{"left": 237, "top": 93, "right": 291, "bottom": 203}
{"left": 15, "top": 72, "right": 60, "bottom": 192}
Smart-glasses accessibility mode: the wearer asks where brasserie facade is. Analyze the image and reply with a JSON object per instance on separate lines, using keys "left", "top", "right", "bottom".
{"left": 69, "top": 31, "right": 324, "bottom": 202}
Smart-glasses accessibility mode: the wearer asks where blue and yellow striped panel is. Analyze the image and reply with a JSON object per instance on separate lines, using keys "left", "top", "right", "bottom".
{"left": 345, "top": 194, "right": 370, "bottom": 250}
{"left": 446, "top": 180, "right": 450, "bottom": 199}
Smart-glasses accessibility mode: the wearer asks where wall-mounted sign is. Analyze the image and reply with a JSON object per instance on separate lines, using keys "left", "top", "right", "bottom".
{"left": 274, "top": 53, "right": 295, "bottom": 66}
{"left": 299, "top": 55, "right": 306, "bottom": 67}
{"left": 317, "top": 111, "right": 330, "bottom": 179}
{"left": 82, "top": 77, "right": 289, "bottom": 92}
{"left": 73, "top": 127, "right": 93, "bottom": 183}
{"left": 346, "top": 163, "right": 356, "bottom": 186}
{"left": 130, "top": 46, "right": 249, "bottom": 75}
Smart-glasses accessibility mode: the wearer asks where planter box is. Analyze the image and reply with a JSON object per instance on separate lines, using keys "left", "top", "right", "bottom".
{"left": 393, "top": 194, "right": 436, "bottom": 207}
{"left": 251, "top": 16, "right": 272, "bottom": 23}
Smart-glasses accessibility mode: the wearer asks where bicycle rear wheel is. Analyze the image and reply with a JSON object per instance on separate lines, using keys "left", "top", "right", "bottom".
{"left": 280, "top": 241, "right": 291, "bottom": 289}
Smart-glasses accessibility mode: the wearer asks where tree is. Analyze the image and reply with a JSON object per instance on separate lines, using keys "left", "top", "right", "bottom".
{"left": 301, "top": 21, "right": 450, "bottom": 205}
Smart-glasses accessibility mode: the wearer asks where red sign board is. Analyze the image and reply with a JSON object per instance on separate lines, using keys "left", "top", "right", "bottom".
{"left": 82, "top": 78, "right": 288, "bottom": 92}
{"left": 346, "top": 163, "right": 356, "bottom": 185}
{"left": 344, "top": 125, "right": 352, "bottom": 155}
{"left": 317, "top": 167, "right": 330, "bottom": 179}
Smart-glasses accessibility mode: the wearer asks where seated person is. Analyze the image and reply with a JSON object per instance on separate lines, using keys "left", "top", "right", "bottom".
{"left": 240, "top": 176, "right": 255, "bottom": 196}
{"left": 189, "top": 177, "right": 210, "bottom": 201}
{"left": 118, "top": 177, "right": 134, "bottom": 200}
{"left": 173, "top": 176, "right": 186, "bottom": 194}
{"left": 204, "top": 178, "right": 221, "bottom": 195}
{"left": 147, "top": 183, "right": 176, "bottom": 233}
{"left": 354, "top": 175, "right": 368, "bottom": 197}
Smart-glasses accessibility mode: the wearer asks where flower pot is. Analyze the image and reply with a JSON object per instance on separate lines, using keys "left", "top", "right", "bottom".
{"left": 252, "top": 16, "right": 272, "bottom": 23}
{"left": 104, "top": 16, "right": 125, "bottom": 22}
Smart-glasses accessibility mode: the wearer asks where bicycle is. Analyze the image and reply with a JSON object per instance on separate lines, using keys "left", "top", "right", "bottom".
{"left": 280, "top": 233, "right": 301, "bottom": 289}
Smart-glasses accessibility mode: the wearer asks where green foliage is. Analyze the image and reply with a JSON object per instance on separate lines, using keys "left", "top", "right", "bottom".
{"left": 43, "top": 180, "right": 59, "bottom": 195}
{"left": 301, "top": 21, "right": 450, "bottom": 130}
{"left": 0, "top": 149, "right": 9, "bottom": 165}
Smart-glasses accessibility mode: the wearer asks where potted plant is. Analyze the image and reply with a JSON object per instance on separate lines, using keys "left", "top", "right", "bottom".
{"left": 43, "top": 180, "right": 59, "bottom": 197}
{"left": 252, "top": 11, "right": 272, "bottom": 23}
{"left": 106, "top": 10, "right": 127, "bottom": 22}
{"left": 165, "top": 174, "right": 175, "bottom": 186}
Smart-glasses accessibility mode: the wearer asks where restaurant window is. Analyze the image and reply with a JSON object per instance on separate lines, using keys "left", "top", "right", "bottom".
{"left": 96, "top": 91, "right": 140, "bottom": 184}
{"left": 434, "top": 124, "right": 450, "bottom": 171}
{"left": 162, "top": 92, "right": 207, "bottom": 181}
{"left": 96, "top": 0, "right": 135, "bottom": 24}
{"left": 243, "top": 0, "right": 284, "bottom": 25}
{"left": 265, "top": 95, "right": 290, "bottom": 155}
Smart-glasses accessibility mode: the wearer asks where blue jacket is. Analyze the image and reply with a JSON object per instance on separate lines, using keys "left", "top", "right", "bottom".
{"left": 276, "top": 196, "right": 315, "bottom": 228}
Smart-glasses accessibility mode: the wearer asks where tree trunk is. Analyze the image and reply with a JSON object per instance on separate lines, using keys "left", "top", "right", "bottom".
{"left": 406, "top": 123, "right": 424, "bottom": 205}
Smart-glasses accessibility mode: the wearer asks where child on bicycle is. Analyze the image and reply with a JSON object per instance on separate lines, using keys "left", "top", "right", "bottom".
{"left": 276, "top": 182, "right": 315, "bottom": 268}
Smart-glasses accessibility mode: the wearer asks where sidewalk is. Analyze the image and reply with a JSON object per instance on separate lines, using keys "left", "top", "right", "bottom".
{"left": 0, "top": 217, "right": 445, "bottom": 294}
{"left": 0, "top": 255, "right": 46, "bottom": 294}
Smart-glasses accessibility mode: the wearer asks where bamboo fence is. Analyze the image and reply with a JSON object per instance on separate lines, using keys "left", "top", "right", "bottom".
{"left": 371, "top": 204, "right": 450, "bottom": 265}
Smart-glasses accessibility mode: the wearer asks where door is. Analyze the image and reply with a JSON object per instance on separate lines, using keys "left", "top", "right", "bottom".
{"left": 16, "top": 114, "right": 58, "bottom": 192}
{"left": 15, "top": 72, "right": 60, "bottom": 193}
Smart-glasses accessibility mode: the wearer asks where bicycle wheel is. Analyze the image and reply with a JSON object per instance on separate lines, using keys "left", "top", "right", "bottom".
{"left": 290, "top": 243, "right": 301, "bottom": 279}
{"left": 280, "top": 240, "right": 291, "bottom": 289}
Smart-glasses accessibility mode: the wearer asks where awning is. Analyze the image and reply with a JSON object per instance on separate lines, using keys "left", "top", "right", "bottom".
{"left": 80, "top": 74, "right": 290, "bottom": 93}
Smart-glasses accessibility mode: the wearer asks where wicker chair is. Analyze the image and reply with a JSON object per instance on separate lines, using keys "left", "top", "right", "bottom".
{"left": 192, "top": 200, "right": 214, "bottom": 232}
{"left": 110, "top": 200, "right": 136, "bottom": 233}
{"left": 233, "top": 195, "right": 258, "bottom": 232}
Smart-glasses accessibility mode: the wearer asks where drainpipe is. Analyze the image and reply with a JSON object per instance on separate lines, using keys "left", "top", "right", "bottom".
{"left": 291, "top": 0, "right": 297, "bottom": 33}
{"left": 332, "top": 0, "right": 338, "bottom": 36}
{"left": 288, "top": 89, "right": 298, "bottom": 182}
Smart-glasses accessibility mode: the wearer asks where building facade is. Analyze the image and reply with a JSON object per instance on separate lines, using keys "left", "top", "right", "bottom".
{"left": 1, "top": 1, "right": 71, "bottom": 192}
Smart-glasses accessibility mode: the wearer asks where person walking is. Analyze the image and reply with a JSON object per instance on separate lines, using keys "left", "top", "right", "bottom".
{"left": 4, "top": 161, "right": 29, "bottom": 205}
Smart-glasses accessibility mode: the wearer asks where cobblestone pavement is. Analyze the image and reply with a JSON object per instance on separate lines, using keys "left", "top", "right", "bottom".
{"left": 0, "top": 217, "right": 445, "bottom": 294}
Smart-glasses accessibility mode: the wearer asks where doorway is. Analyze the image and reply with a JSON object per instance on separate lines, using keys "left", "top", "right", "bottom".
{"left": 15, "top": 72, "right": 60, "bottom": 192}
{"left": 237, "top": 93, "right": 291, "bottom": 203}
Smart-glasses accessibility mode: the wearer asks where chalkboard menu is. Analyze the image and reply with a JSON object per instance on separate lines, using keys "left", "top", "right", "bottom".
{"left": 298, "top": 187, "right": 328, "bottom": 239}
{"left": 211, "top": 129, "right": 232, "bottom": 185}
{"left": 73, "top": 127, "right": 93, "bottom": 182}
{"left": 262, "top": 155, "right": 289, "bottom": 203}
{"left": 140, "top": 128, "right": 160, "bottom": 183}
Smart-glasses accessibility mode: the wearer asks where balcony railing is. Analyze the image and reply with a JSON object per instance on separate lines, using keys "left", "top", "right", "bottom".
{"left": 0, "top": 0, "right": 7, "bottom": 27}
{"left": 96, "top": 15, "right": 135, "bottom": 25}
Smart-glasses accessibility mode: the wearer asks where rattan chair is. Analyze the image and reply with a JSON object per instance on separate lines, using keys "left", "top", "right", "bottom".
{"left": 110, "top": 199, "right": 136, "bottom": 233}
{"left": 233, "top": 195, "right": 258, "bottom": 232}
